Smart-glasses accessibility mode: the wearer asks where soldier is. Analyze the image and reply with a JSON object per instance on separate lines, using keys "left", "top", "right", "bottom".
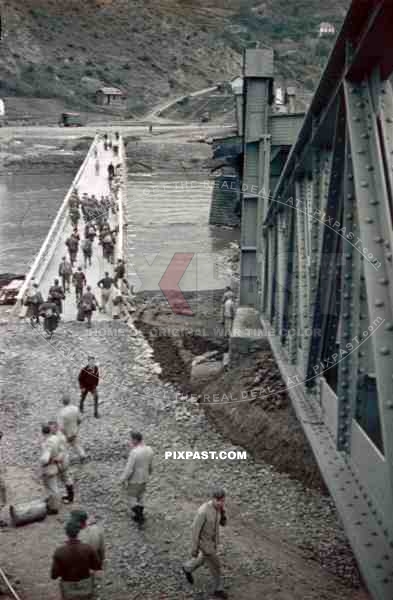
{"left": 49, "top": 278, "right": 65, "bottom": 317}
{"left": 58, "top": 395, "right": 86, "bottom": 463}
{"left": 71, "top": 510, "right": 105, "bottom": 569}
{"left": 107, "top": 162, "right": 115, "bottom": 180}
{"left": 82, "top": 237, "right": 93, "bottom": 269}
{"left": 119, "top": 431, "right": 153, "bottom": 524}
{"left": 73, "top": 266, "right": 86, "bottom": 304}
{"left": 102, "top": 230, "right": 114, "bottom": 264}
{"left": 69, "top": 205, "right": 80, "bottom": 227}
{"left": 97, "top": 272, "right": 114, "bottom": 314}
{"left": 222, "top": 286, "right": 233, "bottom": 304}
{"left": 78, "top": 357, "right": 100, "bottom": 418}
{"left": 79, "top": 285, "right": 98, "bottom": 329}
{"left": 40, "top": 423, "right": 60, "bottom": 514}
{"left": 58, "top": 257, "right": 73, "bottom": 293}
{"left": 113, "top": 258, "right": 125, "bottom": 287}
{"left": 222, "top": 295, "right": 235, "bottom": 338}
{"left": 182, "top": 487, "right": 228, "bottom": 599}
{"left": 48, "top": 420, "right": 74, "bottom": 505}
{"left": 65, "top": 233, "right": 79, "bottom": 267}
{"left": 25, "top": 282, "right": 43, "bottom": 326}
{"left": 51, "top": 519, "right": 101, "bottom": 600}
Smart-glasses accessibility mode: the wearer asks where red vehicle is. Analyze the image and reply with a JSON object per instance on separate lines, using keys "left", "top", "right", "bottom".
{"left": 0, "top": 279, "right": 24, "bottom": 305}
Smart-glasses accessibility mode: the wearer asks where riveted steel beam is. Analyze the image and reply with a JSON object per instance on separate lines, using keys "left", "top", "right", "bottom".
{"left": 306, "top": 95, "right": 346, "bottom": 386}
{"left": 336, "top": 148, "right": 361, "bottom": 451}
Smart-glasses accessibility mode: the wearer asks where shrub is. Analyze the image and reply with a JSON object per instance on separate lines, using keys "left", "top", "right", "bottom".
{"left": 30, "top": 7, "right": 48, "bottom": 19}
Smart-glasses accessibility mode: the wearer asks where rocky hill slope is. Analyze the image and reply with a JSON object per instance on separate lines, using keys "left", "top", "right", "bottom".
{"left": 1, "top": 0, "right": 350, "bottom": 116}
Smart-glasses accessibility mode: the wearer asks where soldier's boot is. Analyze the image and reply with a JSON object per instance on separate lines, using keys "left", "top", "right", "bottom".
{"left": 62, "top": 485, "right": 74, "bottom": 504}
{"left": 79, "top": 398, "right": 84, "bottom": 414}
{"left": 94, "top": 396, "right": 100, "bottom": 419}
{"left": 132, "top": 506, "right": 143, "bottom": 523}
{"left": 45, "top": 498, "right": 59, "bottom": 515}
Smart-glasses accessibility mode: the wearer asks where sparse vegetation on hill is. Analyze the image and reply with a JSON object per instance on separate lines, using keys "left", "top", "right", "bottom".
{"left": 1, "top": 0, "right": 349, "bottom": 117}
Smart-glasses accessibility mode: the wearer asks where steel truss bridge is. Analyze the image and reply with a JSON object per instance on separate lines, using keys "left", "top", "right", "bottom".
{"left": 236, "top": 1, "right": 393, "bottom": 597}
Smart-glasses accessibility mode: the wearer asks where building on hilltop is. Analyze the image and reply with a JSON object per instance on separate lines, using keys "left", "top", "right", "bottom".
{"left": 95, "top": 87, "right": 126, "bottom": 109}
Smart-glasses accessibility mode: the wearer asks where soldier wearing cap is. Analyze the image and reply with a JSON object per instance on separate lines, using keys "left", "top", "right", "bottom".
{"left": 183, "top": 487, "right": 228, "bottom": 599}
{"left": 48, "top": 420, "right": 74, "bottom": 505}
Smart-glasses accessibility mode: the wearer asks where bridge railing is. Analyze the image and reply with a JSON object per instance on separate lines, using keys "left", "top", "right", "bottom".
{"left": 116, "top": 138, "right": 127, "bottom": 264}
{"left": 14, "top": 135, "right": 99, "bottom": 316}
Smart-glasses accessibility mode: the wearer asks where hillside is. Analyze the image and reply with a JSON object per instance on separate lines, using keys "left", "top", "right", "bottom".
{"left": 0, "top": 0, "right": 350, "bottom": 117}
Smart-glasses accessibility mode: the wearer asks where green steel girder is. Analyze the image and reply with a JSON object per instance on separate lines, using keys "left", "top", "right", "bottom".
{"left": 266, "top": 1, "right": 393, "bottom": 228}
{"left": 344, "top": 73, "right": 393, "bottom": 510}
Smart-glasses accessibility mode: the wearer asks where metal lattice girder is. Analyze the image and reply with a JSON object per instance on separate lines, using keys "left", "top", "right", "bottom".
{"left": 257, "top": 136, "right": 272, "bottom": 312}
{"left": 263, "top": 321, "right": 393, "bottom": 600}
{"left": 377, "top": 78, "right": 393, "bottom": 256}
{"left": 306, "top": 96, "right": 346, "bottom": 385}
{"left": 336, "top": 149, "right": 361, "bottom": 451}
{"left": 344, "top": 74, "right": 393, "bottom": 506}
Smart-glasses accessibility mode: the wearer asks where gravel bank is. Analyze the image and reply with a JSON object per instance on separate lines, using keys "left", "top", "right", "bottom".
{"left": 0, "top": 318, "right": 367, "bottom": 599}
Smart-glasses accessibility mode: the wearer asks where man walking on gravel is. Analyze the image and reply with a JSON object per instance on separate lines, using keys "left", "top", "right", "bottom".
{"left": 113, "top": 258, "right": 125, "bottom": 288}
{"left": 222, "top": 294, "right": 235, "bottom": 338}
{"left": 97, "top": 272, "right": 114, "bottom": 314}
{"left": 48, "top": 420, "right": 74, "bottom": 505}
{"left": 51, "top": 519, "right": 101, "bottom": 600}
{"left": 119, "top": 431, "right": 153, "bottom": 524}
{"left": 40, "top": 423, "right": 60, "bottom": 514}
{"left": 59, "top": 256, "right": 72, "bottom": 293}
{"left": 183, "top": 487, "right": 228, "bottom": 599}
{"left": 58, "top": 395, "right": 86, "bottom": 463}
{"left": 71, "top": 510, "right": 105, "bottom": 570}
{"left": 73, "top": 266, "right": 86, "bottom": 304}
{"left": 78, "top": 357, "right": 100, "bottom": 418}
{"left": 0, "top": 431, "right": 6, "bottom": 512}
{"left": 80, "top": 285, "right": 98, "bottom": 329}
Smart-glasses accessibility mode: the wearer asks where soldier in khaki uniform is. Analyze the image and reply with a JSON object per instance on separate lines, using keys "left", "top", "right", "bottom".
{"left": 119, "top": 431, "right": 153, "bottom": 524}
{"left": 58, "top": 395, "right": 86, "bottom": 463}
{"left": 0, "top": 431, "right": 6, "bottom": 511}
{"left": 48, "top": 420, "right": 74, "bottom": 505}
{"left": 183, "top": 487, "right": 228, "bottom": 599}
{"left": 40, "top": 424, "right": 60, "bottom": 514}
{"left": 71, "top": 510, "right": 105, "bottom": 569}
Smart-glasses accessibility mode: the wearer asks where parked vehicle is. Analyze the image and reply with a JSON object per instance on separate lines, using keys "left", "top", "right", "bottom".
{"left": 0, "top": 279, "right": 24, "bottom": 305}
{"left": 59, "top": 112, "right": 84, "bottom": 127}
